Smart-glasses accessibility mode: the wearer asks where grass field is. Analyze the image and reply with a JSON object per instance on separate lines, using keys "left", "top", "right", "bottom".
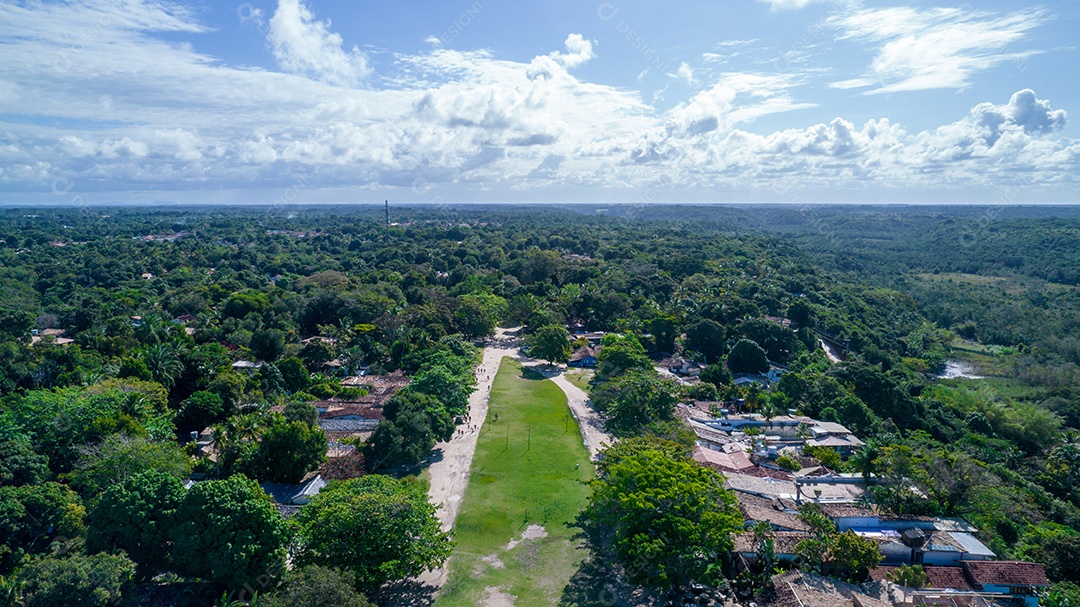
{"left": 435, "top": 357, "right": 594, "bottom": 607}
{"left": 563, "top": 368, "right": 594, "bottom": 393}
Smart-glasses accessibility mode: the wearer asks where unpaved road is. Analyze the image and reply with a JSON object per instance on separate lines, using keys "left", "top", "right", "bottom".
{"left": 417, "top": 327, "right": 520, "bottom": 589}
{"left": 548, "top": 372, "right": 613, "bottom": 460}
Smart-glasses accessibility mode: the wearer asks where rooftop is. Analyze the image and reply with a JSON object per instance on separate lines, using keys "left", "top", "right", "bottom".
{"left": 260, "top": 474, "right": 326, "bottom": 505}
{"left": 961, "top": 560, "right": 1049, "bottom": 587}
{"left": 693, "top": 445, "right": 755, "bottom": 472}
{"left": 759, "top": 570, "right": 891, "bottom": 607}
{"left": 870, "top": 566, "right": 974, "bottom": 591}
{"left": 733, "top": 531, "right": 810, "bottom": 555}
{"left": 735, "top": 492, "right": 808, "bottom": 532}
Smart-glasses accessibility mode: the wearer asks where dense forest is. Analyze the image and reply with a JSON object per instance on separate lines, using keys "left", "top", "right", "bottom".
{"left": 1, "top": 204, "right": 1079, "bottom": 606}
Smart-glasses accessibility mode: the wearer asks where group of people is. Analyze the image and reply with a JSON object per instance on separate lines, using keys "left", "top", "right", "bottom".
{"left": 451, "top": 362, "right": 495, "bottom": 439}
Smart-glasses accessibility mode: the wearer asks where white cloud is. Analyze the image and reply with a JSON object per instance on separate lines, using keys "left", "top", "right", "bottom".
{"left": 268, "top": 0, "right": 371, "bottom": 87}
{"left": 672, "top": 62, "right": 695, "bottom": 85}
{"left": 666, "top": 73, "right": 816, "bottom": 136}
{"left": 829, "top": 6, "right": 1047, "bottom": 94}
{"left": 548, "top": 34, "right": 596, "bottom": 69}
{"left": 757, "top": 0, "right": 835, "bottom": 11}
{"left": 0, "top": 1, "right": 1074, "bottom": 202}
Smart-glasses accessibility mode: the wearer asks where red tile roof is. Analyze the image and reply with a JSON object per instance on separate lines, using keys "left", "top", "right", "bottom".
{"left": 961, "top": 561, "right": 1049, "bottom": 587}
{"left": 926, "top": 566, "right": 973, "bottom": 591}
{"left": 733, "top": 531, "right": 810, "bottom": 555}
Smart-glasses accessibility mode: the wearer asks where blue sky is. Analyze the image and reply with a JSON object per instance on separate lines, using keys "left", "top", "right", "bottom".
{"left": 0, "top": 0, "right": 1077, "bottom": 204}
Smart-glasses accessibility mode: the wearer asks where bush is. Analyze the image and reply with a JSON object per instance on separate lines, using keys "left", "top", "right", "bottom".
{"left": 775, "top": 454, "right": 801, "bottom": 471}
{"left": 18, "top": 553, "right": 135, "bottom": 607}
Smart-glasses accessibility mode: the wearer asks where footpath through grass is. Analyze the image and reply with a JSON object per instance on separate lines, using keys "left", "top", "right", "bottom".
{"left": 436, "top": 357, "right": 594, "bottom": 607}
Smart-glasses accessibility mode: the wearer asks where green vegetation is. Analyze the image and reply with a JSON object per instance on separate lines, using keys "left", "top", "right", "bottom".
{"left": 2, "top": 204, "right": 1080, "bottom": 601}
{"left": 295, "top": 475, "right": 451, "bottom": 591}
{"left": 580, "top": 437, "right": 743, "bottom": 593}
{"left": 563, "top": 368, "right": 594, "bottom": 392}
{"left": 437, "top": 357, "right": 594, "bottom": 607}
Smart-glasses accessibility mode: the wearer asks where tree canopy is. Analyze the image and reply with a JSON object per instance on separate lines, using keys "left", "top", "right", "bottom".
{"left": 295, "top": 475, "right": 452, "bottom": 590}
{"left": 581, "top": 437, "right": 742, "bottom": 592}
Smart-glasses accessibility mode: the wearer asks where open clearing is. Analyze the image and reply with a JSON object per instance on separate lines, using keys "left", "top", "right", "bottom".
{"left": 435, "top": 358, "right": 594, "bottom": 607}
{"left": 562, "top": 368, "right": 594, "bottom": 393}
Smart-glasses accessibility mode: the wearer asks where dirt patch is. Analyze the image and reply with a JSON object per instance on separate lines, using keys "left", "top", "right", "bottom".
{"left": 504, "top": 524, "right": 548, "bottom": 551}
{"left": 480, "top": 586, "right": 516, "bottom": 607}
{"left": 482, "top": 553, "right": 506, "bottom": 569}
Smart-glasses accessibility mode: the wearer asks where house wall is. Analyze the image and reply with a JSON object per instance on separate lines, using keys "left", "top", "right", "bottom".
{"left": 879, "top": 543, "right": 912, "bottom": 564}
{"left": 980, "top": 584, "right": 1038, "bottom": 607}
{"left": 834, "top": 516, "right": 880, "bottom": 530}
{"left": 921, "top": 550, "right": 965, "bottom": 566}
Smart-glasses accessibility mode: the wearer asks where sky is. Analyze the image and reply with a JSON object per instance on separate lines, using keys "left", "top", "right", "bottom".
{"left": 0, "top": 0, "right": 1078, "bottom": 205}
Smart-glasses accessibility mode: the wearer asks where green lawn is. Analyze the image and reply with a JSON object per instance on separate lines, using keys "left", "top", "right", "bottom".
{"left": 436, "top": 358, "right": 594, "bottom": 607}
{"left": 562, "top": 368, "right": 594, "bottom": 393}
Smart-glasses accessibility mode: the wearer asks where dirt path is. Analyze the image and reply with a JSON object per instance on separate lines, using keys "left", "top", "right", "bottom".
{"left": 416, "top": 327, "right": 520, "bottom": 590}
{"left": 548, "top": 372, "right": 614, "bottom": 460}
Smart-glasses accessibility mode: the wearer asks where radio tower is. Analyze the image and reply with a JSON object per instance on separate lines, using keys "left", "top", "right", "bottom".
{"left": 384, "top": 200, "right": 389, "bottom": 240}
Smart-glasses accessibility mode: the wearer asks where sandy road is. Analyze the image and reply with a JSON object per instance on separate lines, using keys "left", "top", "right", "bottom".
{"left": 416, "top": 327, "right": 520, "bottom": 588}
{"left": 547, "top": 372, "right": 614, "bottom": 460}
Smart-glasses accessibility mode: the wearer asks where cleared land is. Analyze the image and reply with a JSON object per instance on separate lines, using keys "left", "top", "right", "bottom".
{"left": 562, "top": 368, "right": 594, "bottom": 392}
{"left": 435, "top": 358, "right": 594, "bottom": 607}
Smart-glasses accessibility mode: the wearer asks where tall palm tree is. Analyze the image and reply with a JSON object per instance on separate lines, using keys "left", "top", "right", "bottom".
{"left": 142, "top": 343, "right": 183, "bottom": 389}
{"left": 231, "top": 413, "right": 263, "bottom": 443}
{"left": 849, "top": 440, "right": 881, "bottom": 487}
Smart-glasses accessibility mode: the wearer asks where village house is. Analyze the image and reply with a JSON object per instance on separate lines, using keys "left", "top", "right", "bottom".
{"left": 260, "top": 473, "right": 327, "bottom": 518}
{"left": 231, "top": 360, "right": 262, "bottom": 374}
{"left": 29, "top": 328, "right": 74, "bottom": 347}
{"left": 567, "top": 346, "right": 598, "bottom": 368}
{"left": 872, "top": 561, "right": 1049, "bottom": 607}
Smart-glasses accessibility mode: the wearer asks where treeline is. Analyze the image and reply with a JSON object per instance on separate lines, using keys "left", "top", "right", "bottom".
{"left": 1, "top": 205, "right": 1079, "bottom": 601}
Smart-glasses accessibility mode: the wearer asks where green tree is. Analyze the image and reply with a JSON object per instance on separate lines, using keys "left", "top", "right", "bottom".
{"left": 0, "top": 440, "right": 50, "bottom": 487}
{"left": 525, "top": 324, "right": 572, "bottom": 365}
{"left": 284, "top": 400, "right": 319, "bottom": 426}
{"left": 699, "top": 364, "right": 733, "bottom": 387}
{"left": 117, "top": 356, "right": 153, "bottom": 382}
{"left": 250, "top": 329, "right": 287, "bottom": 362}
{"left": 17, "top": 553, "right": 135, "bottom": 607}
{"left": 794, "top": 503, "right": 836, "bottom": 574}
{"left": 86, "top": 470, "right": 185, "bottom": 579}
{"left": 169, "top": 475, "right": 291, "bottom": 591}
{"left": 70, "top": 434, "right": 191, "bottom": 500}
{"left": 207, "top": 371, "right": 246, "bottom": 412}
{"left": 364, "top": 393, "right": 454, "bottom": 471}
{"left": 887, "top": 564, "right": 928, "bottom": 589}
{"left": 175, "top": 391, "right": 225, "bottom": 433}
{"left": 647, "top": 314, "right": 679, "bottom": 353}
{"left": 259, "top": 362, "right": 288, "bottom": 396}
{"left": 277, "top": 357, "right": 310, "bottom": 394}
{"left": 1041, "top": 582, "right": 1080, "bottom": 607}
{"left": 581, "top": 437, "right": 742, "bottom": 593}
{"left": 726, "top": 339, "right": 769, "bottom": 375}
{"left": 787, "top": 299, "right": 813, "bottom": 328}
{"left": 453, "top": 293, "right": 506, "bottom": 339}
{"left": 595, "top": 333, "right": 653, "bottom": 377}
{"left": 260, "top": 565, "right": 374, "bottom": 607}
{"left": 1016, "top": 522, "right": 1080, "bottom": 583}
{"left": 406, "top": 365, "right": 474, "bottom": 415}
{"left": 295, "top": 475, "right": 452, "bottom": 591}
{"left": 829, "top": 529, "right": 883, "bottom": 582}
{"left": 142, "top": 343, "right": 184, "bottom": 389}
{"left": 245, "top": 418, "right": 327, "bottom": 484}
{"left": 591, "top": 370, "right": 680, "bottom": 437}
{"left": 0, "top": 483, "right": 85, "bottom": 574}
{"left": 684, "top": 319, "right": 726, "bottom": 363}
{"left": 794, "top": 504, "right": 881, "bottom": 581}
